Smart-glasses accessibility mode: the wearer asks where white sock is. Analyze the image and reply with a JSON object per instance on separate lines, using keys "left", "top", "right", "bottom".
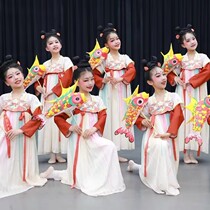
{"left": 127, "top": 160, "right": 140, "bottom": 171}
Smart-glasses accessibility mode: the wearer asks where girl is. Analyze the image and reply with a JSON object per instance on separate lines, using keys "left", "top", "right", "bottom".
{"left": 127, "top": 57, "right": 184, "bottom": 196}
{"left": 40, "top": 57, "right": 125, "bottom": 196}
{"left": 0, "top": 55, "right": 47, "bottom": 199}
{"left": 93, "top": 23, "right": 136, "bottom": 162}
{"left": 167, "top": 24, "right": 210, "bottom": 164}
{"left": 35, "top": 29, "right": 74, "bottom": 164}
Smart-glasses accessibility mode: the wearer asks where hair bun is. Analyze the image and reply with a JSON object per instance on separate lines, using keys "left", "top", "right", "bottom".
{"left": 141, "top": 59, "right": 148, "bottom": 66}
{"left": 5, "top": 54, "right": 13, "bottom": 61}
{"left": 72, "top": 55, "right": 90, "bottom": 68}
{"left": 142, "top": 56, "right": 160, "bottom": 71}
{"left": 40, "top": 30, "right": 46, "bottom": 35}
{"left": 107, "top": 23, "right": 114, "bottom": 28}
{"left": 186, "top": 24, "right": 192, "bottom": 29}
{"left": 97, "top": 25, "right": 104, "bottom": 33}
{"left": 175, "top": 24, "right": 195, "bottom": 42}
{"left": 0, "top": 54, "right": 18, "bottom": 80}
{"left": 151, "top": 56, "right": 158, "bottom": 62}
{"left": 175, "top": 26, "right": 181, "bottom": 33}
{"left": 51, "top": 29, "right": 56, "bottom": 33}
{"left": 40, "top": 29, "right": 61, "bottom": 41}
{"left": 72, "top": 56, "right": 80, "bottom": 66}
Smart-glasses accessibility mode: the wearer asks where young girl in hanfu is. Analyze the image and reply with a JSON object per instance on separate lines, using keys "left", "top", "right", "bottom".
{"left": 35, "top": 29, "right": 74, "bottom": 164}
{"left": 93, "top": 23, "right": 136, "bottom": 162}
{"left": 0, "top": 55, "right": 47, "bottom": 199}
{"left": 127, "top": 57, "right": 184, "bottom": 196}
{"left": 40, "top": 58, "right": 125, "bottom": 196}
{"left": 167, "top": 24, "right": 210, "bottom": 164}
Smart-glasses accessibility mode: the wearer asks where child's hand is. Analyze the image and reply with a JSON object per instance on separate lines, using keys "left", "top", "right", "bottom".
{"left": 174, "top": 76, "right": 184, "bottom": 86}
{"left": 69, "top": 125, "right": 82, "bottom": 135}
{"left": 110, "top": 77, "right": 123, "bottom": 85}
{"left": 82, "top": 127, "right": 97, "bottom": 139}
{"left": 142, "top": 119, "right": 153, "bottom": 128}
{"left": 102, "top": 77, "right": 112, "bottom": 84}
{"left": 183, "top": 82, "right": 192, "bottom": 90}
{"left": 6, "top": 129, "right": 23, "bottom": 141}
{"left": 36, "top": 85, "right": 45, "bottom": 94}
{"left": 154, "top": 132, "right": 170, "bottom": 140}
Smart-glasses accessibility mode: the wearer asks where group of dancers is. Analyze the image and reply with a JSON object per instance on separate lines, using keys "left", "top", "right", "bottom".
{"left": 0, "top": 23, "right": 210, "bottom": 198}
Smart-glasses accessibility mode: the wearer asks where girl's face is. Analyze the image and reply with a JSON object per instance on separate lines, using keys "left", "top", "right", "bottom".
{"left": 105, "top": 32, "right": 121, "bottom": 51}
{"left": 77, "top": 71, "right": 95, "bottom": 94}
{"left": 182, "top": 33, "right": 198, "bottom": 51}
{"left": 46, "top": 36, "right": 62, "bottom": 54}
{"left": 147, "top": 67, "right": 167, "bottom": 90}
{"left": 5, "top": 68, "right": 24, "bottom": 89}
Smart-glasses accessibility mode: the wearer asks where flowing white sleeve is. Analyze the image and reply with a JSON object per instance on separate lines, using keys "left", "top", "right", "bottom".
{"left": 201, "top": 53, "right": 210, "bottom": 67}
{"left": 63, "top": 57, "right": 73, "bottom": 71}
{"left": 97, "top": 96, "right": 106, "bottom": 111}
{"left": 172, "top": 93, "right": 183, "bottom": 108}
{"left": 29, "top": 94, "right": 42, "bottom": 113}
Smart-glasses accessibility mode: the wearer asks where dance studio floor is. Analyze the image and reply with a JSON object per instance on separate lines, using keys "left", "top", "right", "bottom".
{"left": 1, "top": 127, "right": 210, "bottom": 210}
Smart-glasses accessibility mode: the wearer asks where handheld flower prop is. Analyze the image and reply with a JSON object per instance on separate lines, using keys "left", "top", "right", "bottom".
{"left": 23, "top": 56, "right": 46, "bottom": 89}
{"left": 161, "top": 44, "right": 183, "bottom": 75}
{"left": 87, "top": 39, "right": 109, "bottom": 69}
{"left": 115, "top": 86, "right": 149, "bottom": 142}
{"left": 185, "top": 95, "right": 210, "bottom": 155}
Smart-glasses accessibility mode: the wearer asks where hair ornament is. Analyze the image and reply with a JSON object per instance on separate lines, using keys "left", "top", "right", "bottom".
{"left": 157, "top": 62, "right": 161, "bottom": 67}
{"left": 100, "top": 33, "right": 103, "bottom": 37}
{"left": 40, "top": 29, "right": 61, "bottom": 42}
{"left": 72, "top": 55, "right": 90, "bottom": 68}
{"left": 0, "top": 55, "right": 21, "bottom": 81}
{"left": 72, "top": 66, "right": 78, "bottom": 71}
{"left": 144, "top": 66, "right": 149, "bottom": 71}
{"left": 40, "top": 30, "right": 46, "bottom": 40}
{"left": 176, "top": 34, "right": 180, "bottom": 39}
{"left": 142, "top": 56, "right": 161, "bottom": 72}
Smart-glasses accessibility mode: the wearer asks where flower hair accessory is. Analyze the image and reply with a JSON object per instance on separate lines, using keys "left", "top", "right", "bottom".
{"left": 142, "top": 56, "right": 161, "bottom": 72}
{"left": 144, "top": 66, "right": 149, "bottom": 71}
{"left": 176, "top": 34, "right": 180, "bottom": 39}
